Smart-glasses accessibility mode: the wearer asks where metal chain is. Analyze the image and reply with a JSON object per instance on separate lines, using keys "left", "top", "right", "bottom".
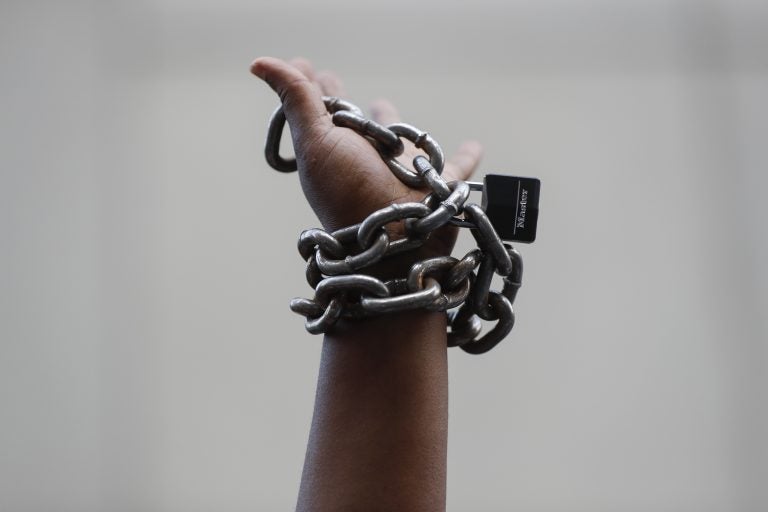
{"left": 264, "top": 97, "right": 523, "bottom": 354}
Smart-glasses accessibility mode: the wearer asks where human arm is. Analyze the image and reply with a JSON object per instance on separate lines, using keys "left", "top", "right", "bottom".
{"left": 250, "top": 57, "right": 482, "bottom": 511}
{"left": 298, "top": 312, "right": 448, "bottom": 511}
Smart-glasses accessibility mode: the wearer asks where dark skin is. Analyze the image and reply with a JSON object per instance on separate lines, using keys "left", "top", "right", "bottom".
{"left": 251, "top": 57, "right": 483, "bottom": 512}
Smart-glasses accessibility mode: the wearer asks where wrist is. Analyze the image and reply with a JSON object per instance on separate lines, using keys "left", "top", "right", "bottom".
{"left": 326, "top": 309, "right": 447, "bottom": 345}
{"left": 357, "top": 232, "right": 457, "bottom": 281}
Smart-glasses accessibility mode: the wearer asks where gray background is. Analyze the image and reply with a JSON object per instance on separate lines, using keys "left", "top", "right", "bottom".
{"left": 1, "top": 0, "right": 767, "bottom": 510}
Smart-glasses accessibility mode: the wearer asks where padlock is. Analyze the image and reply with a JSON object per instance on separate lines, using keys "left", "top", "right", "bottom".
{"left": 461, "top": 175, "right": 540, "bottom": 243}
{"left": 483, "top": 174, "right": 540, "bottom": 243}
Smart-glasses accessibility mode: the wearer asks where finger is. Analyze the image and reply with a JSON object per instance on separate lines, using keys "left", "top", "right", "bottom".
{"left": 369, "top": 98, "right": 401, "bottom": 125}
{"left": 316, "top": 70, "right": 346, "bottom": 97}
{"left": 289, "top": 57, "right": 316, "bottom": 82}
{"left": 441, "top": 140, "right": 484, "bottom": 182}
{"left": 250, "top": 56, "right": 331, "bottom": 140}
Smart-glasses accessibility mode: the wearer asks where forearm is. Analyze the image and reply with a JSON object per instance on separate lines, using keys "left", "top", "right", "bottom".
{"left": 296, "top": 311, "right": 449, "bottom": 512}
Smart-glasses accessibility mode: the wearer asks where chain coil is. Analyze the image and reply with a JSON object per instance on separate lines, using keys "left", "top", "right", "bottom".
{"left": 265, "top": 97, "right": 524, "bottom": 354}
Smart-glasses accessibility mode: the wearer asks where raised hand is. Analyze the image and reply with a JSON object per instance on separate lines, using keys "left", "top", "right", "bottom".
{"left": 251, "top": 57, "right": 483, "bottom": 260}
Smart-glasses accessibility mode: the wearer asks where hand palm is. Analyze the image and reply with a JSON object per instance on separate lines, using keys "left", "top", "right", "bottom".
{"left": 254, "top": 57, "right": 483, "bottom": 260}
{"left": 297, "top": 125, "right": 432, "bottom": 230}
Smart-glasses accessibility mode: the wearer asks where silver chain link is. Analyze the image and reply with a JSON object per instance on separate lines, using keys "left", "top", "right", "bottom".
{"left": 264, "top": 97, "right": 523, "bottom": 354}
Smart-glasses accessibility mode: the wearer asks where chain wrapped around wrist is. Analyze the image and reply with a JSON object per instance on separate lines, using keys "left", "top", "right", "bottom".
{"left": 262, "top": 96, "right": 539, "bottom": 354}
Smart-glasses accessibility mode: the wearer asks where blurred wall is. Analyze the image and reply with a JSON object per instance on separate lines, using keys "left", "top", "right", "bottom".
{"left": 1, "top": 0, "right": 766, "bottom": 510}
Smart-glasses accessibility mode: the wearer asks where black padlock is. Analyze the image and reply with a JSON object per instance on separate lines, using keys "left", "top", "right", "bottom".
{"left": 481, "top": 174, "right": 540, "bottom": 243}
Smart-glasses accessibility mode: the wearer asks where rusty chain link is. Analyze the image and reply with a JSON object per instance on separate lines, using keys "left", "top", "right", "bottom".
{"left": 264, "top": 96, "right": 524, "bottom": 354}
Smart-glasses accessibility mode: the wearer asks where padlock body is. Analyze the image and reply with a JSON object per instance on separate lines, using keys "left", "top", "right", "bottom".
{"left": 482, "top": 174, "right": 540, "bottom": 243}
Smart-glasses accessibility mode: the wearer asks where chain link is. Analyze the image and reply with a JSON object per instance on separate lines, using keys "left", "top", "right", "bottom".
{"left": 264, "top": 96, "right": 525, "bottom": 354}
{"left": 266, "top": 96, "right": 365, "bottom": 172}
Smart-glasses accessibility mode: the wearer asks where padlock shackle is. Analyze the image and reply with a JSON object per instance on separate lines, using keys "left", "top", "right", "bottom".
{"left": 466, "top": 181, "right": 484, "bottom": 191}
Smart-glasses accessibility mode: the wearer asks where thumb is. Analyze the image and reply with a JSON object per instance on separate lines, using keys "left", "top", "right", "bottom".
{"left": 251, "top": 56, "right": 331, "bottom": 143}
